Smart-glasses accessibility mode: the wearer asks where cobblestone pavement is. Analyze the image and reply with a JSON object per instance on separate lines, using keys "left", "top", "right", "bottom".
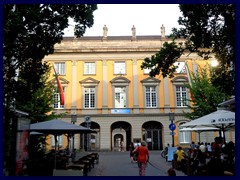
{"left": 86, "top": 151, "right": 187, "bottom": 176}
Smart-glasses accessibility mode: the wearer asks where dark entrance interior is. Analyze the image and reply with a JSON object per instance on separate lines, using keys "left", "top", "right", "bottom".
{"left": 142, "top": 121, "right": 163, "bottom": 150}
{"left": 80, "top": 122, "right": 100, "bottom": 151}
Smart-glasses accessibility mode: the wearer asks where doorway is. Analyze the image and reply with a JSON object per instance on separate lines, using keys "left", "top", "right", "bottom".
{"left": 142, "top": 121, "right": 163, "bottom": 150}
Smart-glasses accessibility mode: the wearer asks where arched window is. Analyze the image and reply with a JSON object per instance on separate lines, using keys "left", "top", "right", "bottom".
{"left": 178, "top": 122, "right": 191, "bottom": 144}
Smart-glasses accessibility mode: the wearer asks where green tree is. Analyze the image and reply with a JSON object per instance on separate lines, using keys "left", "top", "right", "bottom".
{"left": 176, "top": 4, "right": 235, "bottom": 96}
{"left": 4, "top": 4, "right": 97, "bottom": 112}
{"left": 3, "top": 4, "right": 97, "bottom": 175}
{"left": 141, "top": 41, "right": 184, "bottom": 78}
{"left": 184, "top": 65, "right": 227, "bottom": 119}
{"left": 141, "top": 4, "right": 235, "bottom": 96}
{"left": 16, "top": 62, "right": 62, "bottom": 123}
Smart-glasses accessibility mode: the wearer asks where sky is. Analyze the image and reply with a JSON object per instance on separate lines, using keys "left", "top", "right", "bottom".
{"left": 63, "top": 4, "right": 183, "bottom": 37}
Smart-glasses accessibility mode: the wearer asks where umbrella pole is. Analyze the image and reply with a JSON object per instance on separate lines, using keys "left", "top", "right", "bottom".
{"left": 54, "top": 135, "right": 57, "bottom": 170}
{"left": 198, "top": 132, "right": 201, "bottom": 142}
{"left": 222, "top": 124, "right": 226, "bottom": 144}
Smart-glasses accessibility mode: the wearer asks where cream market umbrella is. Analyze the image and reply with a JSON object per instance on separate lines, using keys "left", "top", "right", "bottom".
{"left": 180, "top": 110, "right": 235, "bottom": 143}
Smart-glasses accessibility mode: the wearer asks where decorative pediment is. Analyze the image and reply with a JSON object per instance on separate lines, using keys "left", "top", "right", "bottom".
{"left": 79, "top": 77, "right": 100, "bottom": 85}
{"left": 49, "top": 77, "right": 69, "bottom": 85}
{"left": 171, "top": 76, "right": 188, "bottom": 84}
{"left": 110, "top": 77, "right": 130, "bottom": 84}
{"left": 140, "top": 77, "right": 160, "bottom": 85}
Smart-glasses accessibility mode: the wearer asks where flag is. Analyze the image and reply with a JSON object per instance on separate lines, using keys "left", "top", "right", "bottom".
{"left": 53, "top": 66, "right": 65, "bottom": 105}
{"left": 185, "top": 62, "right": 194, "bottom": 101}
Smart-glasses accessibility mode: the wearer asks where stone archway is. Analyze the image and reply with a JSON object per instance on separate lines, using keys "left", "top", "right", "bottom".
{"left": 111, "top": 121, "right": 132, "bottom": 151}
{"left": 142, "top": 121, "right": 163, "bottom": 150}
{"left": 80, "top": 121, "right": 100, "bottom": 151}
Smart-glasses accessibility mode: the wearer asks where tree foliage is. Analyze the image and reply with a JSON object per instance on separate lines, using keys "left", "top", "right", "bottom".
{"left": 16, "top": 62, "right": 63, "bottom": 123}
{"left": 141, "top": 41, "right": 184, "bottom": 78}
{"left": 184, "top": 65, "right": 227, "bottom": 120}
{"left": 3, "top": 4, "right": 97, "bottom": 171}
{"left": 4, "top": 4, "right": 97, "bottom": 115}
{"left": 141, "top": 4, "right": 235, "bottom": 96}
{"left": 176, "top": 4, "right": 235, "bottom": 96}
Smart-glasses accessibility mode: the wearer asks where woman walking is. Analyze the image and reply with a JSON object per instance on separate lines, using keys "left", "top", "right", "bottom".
{"left": 133, "top": 141, "right": 149, "bottom": 176}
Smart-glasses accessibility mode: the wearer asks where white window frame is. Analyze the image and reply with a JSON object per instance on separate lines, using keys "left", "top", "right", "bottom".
{"left": 54, "top": 62, "right": 65, "bottom": 75}
{"left": 51, "top": 135, "right": 63, "bottom": 147}
{"left": 176, "top": 85, "right": 187, "bottom": 107}
{"left": 143, "top": 68, "right": 151, "bottom": 74}
{"left": 178, "top": 122, "right": 191, "bottom": 144}
{"left": 145, "top": 86, "right": 157, "bottom": 108}
{"left": 84, "top": 87, "right": 96, "bottom": 108}
{"left": 114, "top": 62, "right": 126, "bottom": 74}
{"left": 84, "top": 62, "right": 96, "bottom": 75}
{"left": 114, "top": 87, "right": 127, "bottom": 108}
{"left": 53, "top": 87, "right": 65, "bottom": 109}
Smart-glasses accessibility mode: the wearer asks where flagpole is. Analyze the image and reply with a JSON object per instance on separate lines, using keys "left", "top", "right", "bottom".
{"left": 53, "top": 66, "right": 65, "bottom": 106}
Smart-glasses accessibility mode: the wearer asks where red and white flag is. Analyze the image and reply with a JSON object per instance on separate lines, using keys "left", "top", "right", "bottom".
{"left": 53, "top": 66, "right": 64, "bottom": 105}
{"left": 185, "top": 62, "right": 194, "bottom": 101}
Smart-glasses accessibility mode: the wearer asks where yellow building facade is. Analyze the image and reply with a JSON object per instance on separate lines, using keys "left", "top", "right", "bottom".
{"left": 43, "top": 34, "right": 234, "bottom": 151}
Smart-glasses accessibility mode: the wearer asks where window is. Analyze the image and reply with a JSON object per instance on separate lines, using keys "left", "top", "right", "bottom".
{"left": 143, "top": 68, "right": 151, "bottom": 74}
{"left": 84, "top": 62, "right": 96, "bottom": 75}
{"left": 53, "top": 87, "right": 65, "bottom": 109}
{"left": 84, "top": 87, "right": 95, "bottom": 108}
{"left": 145, "top": 86, "right": 157, "bottom": 107}
{"left": 178, "top": 122, "right": 191, "bottom": 144}
{"left": 114, "top": 62, "right": 126, "bottom": 74}
{"left": 54, "top": 62, "right": 65, "bottom": 75}
{"left": 174, "top": 62, "right": 187, "bottom": 74}
{"left": 114, "top": 87, "right": 126, "bottom": 108}
{"left": 176, "top": 86, "right": 187, "bottom": 107}
{"left": 141, "top": 77, "right": 160, "bottom": 108}
{"left": 51, "top": 135, "right": 63, "bottom": 147}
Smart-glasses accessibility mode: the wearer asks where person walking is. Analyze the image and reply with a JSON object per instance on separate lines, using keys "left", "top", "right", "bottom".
{"left": 133, "top": 141, "right": 149, "bottom": 176}
{"left": 129, "top": 142, "right": 135, "bottom": 163}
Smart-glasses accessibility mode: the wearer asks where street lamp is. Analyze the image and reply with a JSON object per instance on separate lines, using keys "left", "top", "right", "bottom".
{"left": 71, "top": 114, "right": 77, "bottom": 161}
{"left": 169, "top": 112, "right": 175, "bottom": 147}
{"left": 84, "top": 116, "right": 91, "bottom": 151}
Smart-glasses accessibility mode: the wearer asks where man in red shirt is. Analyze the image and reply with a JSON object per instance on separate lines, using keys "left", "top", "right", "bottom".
{"left": 133, "top": 141, "right": 149, "bottom": 176}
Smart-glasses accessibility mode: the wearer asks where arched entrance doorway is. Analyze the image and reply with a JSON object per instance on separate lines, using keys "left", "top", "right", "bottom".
{"left": 111, "top": 121, "right": 131, "bottom": 151}
{"left": 80, "top": 121, "right": 100, "bottom": 151}
{"left": 142, "top": 121, "right": 163, "bottom": 150}
{"left": 113, "top": 134, "right": 123, "bottom": 151}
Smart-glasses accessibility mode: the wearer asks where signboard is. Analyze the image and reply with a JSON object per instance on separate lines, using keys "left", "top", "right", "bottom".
{"left": 111, "top": 109, "right": 131, "bottom": 114}
{"left": 167, "top": 147, "right": 177, "bottom": 161}
{"left": 169, "top": 123, "right": 176, "bottom": 131}
{"left": 169, "top": 132, "right": 176, "bottom": 136}
{"left": 84, "top": 116, "right": 91, "bottom": 123}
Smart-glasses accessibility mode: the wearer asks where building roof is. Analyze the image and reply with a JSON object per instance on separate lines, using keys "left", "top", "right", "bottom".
{"left": 63, "top": 35, "right": 170, "bottom": 41}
